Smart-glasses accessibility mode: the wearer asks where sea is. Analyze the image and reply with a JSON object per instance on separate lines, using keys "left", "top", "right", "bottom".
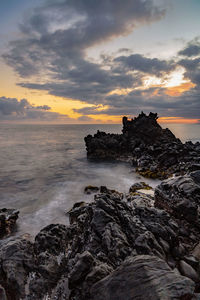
{"left": 0, "top": 123, "right": 200, "bottom": 237}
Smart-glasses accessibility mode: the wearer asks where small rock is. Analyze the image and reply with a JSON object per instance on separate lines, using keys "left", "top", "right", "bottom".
{"left": 0, "top": 208, "right": 19, "bottom": 238}
{"left": 84, "top": 186, "right": 99, "bottom": 194}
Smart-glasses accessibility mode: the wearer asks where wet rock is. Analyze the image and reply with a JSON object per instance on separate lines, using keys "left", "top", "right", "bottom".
{"left": 129, "top": 181, "right": 152, "bottom": 193}
{"left": 84, "top": 186, "right": 99, "bottom": 194}
{"left": 127, "top": 192, "right": 154, "bottom": 208}
{"left": 68, "top": 251, "right": 94, "bottom": 288}
{"left": 90, "top": 255, "right": 195, "bottom": 300}
{"left": 155, "top": 172, "right": 200, "bottom": 224}
{"left": 84, "top": 263, "right": 113, "bottom": 288}
{"left": 183, "top": 256, "right": 199, "bottom": 270}
{"left": 192, "top": 243, "right": 200, "bottom": 260}
{"left": 49, "top": 277, "right": 70, "bottom": 300}
{"left": 99, "top": 186, "right": 124, "bottom": 200}
{"left": 0, "top": 237, "right": 34, "bottom": 300}
{"left": 34, "top": 224, "right": 69, "bottom": 255}
{"left": 179, "top": 260, "right": 199, "bottom": 282}
{"left": 84, "top": 113, "right": 200, "bottom": 179}
{"left": 0, "top": 285, "right": 7, "bottom": 300}
{"left": 1, "top": 169, "right": 200, "bottom": 299}
{"left": 0, "top": 208, "right": 19, "bottom": 238}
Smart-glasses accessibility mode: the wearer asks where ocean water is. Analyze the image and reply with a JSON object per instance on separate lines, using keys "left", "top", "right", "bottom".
{"left": 0, "top": 123, "right": 199, "bottom": 236}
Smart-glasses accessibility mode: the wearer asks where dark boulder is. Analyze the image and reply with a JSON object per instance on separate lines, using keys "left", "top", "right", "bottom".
{"left": 90, "top": 255, "right": 196, "bottom": 300}
{"left": 155, "top": 171, "right": 200, "bottom": 225}
{"left": 0, "top": 237, "right": 34, "bottom": 300}
{"left": 84, "top": 186, "right": 99, "bottom": 194}
{"left": 0, "top": 209, "right": 19, "bottom": 238}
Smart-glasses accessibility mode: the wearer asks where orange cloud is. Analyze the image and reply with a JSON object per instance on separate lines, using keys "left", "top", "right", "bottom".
{"left": 165, "top": 82, "right": 196, "bottom": 97}
{"left": 159, "top": 117, "right": 199, "bottom": 124}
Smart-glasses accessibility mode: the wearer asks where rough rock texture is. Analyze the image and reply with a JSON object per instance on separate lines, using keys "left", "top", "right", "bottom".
{"left": 0, "top": 237, "right": 34, "bottom": 300}
{"left": 155, "top": 171, "right": 200, "bottom": 242}
{"left": 0, "top": 182, "right": 200, "bottom": 299}
{"left": 85, "top": 112, "right": 200, "bottom": 179}
{"left": 90, "top": 255, "right": 195, "bottom": 300}
{"left": 0, "top": 208, "right": 19, "bottom": 238}
{"left": 84, "top": 186, "right": 99, "bottom": 194}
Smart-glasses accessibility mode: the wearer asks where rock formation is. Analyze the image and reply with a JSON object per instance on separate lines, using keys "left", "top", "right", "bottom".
{"left": 0, "top": 176, "right": 200, "bottom": 299}
{"left": 0, "top": 112, "right": 200, "bottom": 299}
{"left": 85, "top": 112, "right": 200, "bottom": 178}
{"left": 0, "top": 208, "right": 19, "bottom": 238}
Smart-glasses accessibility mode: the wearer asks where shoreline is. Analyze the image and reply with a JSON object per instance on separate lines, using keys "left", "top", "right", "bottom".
{"left": 0, "top": 113, "right": 200, "bottom": 299}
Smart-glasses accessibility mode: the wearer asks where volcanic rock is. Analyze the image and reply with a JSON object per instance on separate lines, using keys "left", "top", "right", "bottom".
{"left": 85, "top": 112, "right": 200, "bottom": 179}
{"left": 90, "top": 255, "right": 195, "bottom": 300}
{"left": 0, "top": 208, "right": 19, "bottom": 238}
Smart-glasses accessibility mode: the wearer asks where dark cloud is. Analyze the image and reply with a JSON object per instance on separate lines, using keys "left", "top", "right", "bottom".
{"left": 3, "top": 0, "right": 200, "bottom": 121}
{"left": 178, "top": 39, "right": 200, "bottom": 57}
{"left": 0, "top": 97, "right": 30, "bottom": 115}
{"left": 114, "top": 54, "right": 174, "bottom": 76}
{"left": 3, "top": 0, "right": 165, "bottom": 77}
{"left": 74, "top": 86, "right": 200, "bottom": 120}
{"left": 35, "top": 105, "right": 51, "bottom": 110}
{"left": 0, "top": 96, "right": 73, "bottom": 122}
{"left": 3, "top": 0, "right": 166, "bottom": 101}
{"left": 178, "top": 57, "right": 200, "bottom": 85}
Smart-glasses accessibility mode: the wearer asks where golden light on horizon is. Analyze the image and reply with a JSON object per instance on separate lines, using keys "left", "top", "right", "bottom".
{"left": 158, "top": 117, "right": 199, "bottom": 124}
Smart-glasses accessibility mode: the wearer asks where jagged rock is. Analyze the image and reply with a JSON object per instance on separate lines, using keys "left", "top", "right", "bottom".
{"left": 155, "top": 171, "right": 200, "bottom": 225}
{"left": 0, "top": 285, "right": 7, "bottom": 300}
{"left": 68, "top": 251, "right": 95, "bottom": 288}
{"left": 84, "top": 113, "right": 200, "bottom": 179}
{"left": 84, "top": 186, "right": 99, "bottom": 194}
{"left": 129, "top": 181, "right": 152, "bottom": 193}
{"left": 0, "top": 237, "right": 34, "bottom": 300}
{"left": 49, "top": 277, "right": 70, "bottom": 300}
{"left": 192, "top": 243, "right": 200, "bottom": 260}
{"left": 34, "top": 224, "right": 69, "bottom": 255}
{"left": 99, "top": 186, "right": 124, "bottom": 200}
{"left": 179, "top": 260, "right": 199, "bottom": 282}
{"left": 183, "top": 255, "right": 199, "bottom": 270}
{"left": 89, "top": 255, "right": 195, "bottom": 300}
{"left": 1, "top": 172, "right": 200, "bottom": 299}
{"left": 0, "top": 208, "right": 19, "bottom": 238}
{"left": 127, "top": 192, "right": 154, "bottom": 208}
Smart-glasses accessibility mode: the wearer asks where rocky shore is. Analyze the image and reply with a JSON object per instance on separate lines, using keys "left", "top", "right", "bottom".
{"left": 0, "top": 113, "right": 200, "bottom": 300}
{"left": 85, "top": 112, "right": 200, "bottom": 178}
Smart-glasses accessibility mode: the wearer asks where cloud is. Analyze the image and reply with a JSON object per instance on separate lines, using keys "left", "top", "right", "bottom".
{"left": 0, "top": 96, "right": 73, "bottom": 122}
{"left": 3, "top": 1, "right": 200, "bottom": 122}
{"left": 113, "top": 54, "right": 174, "bottom": 76}
{"left": 178, "top": 39, "right": 200, "bottom": 57}
{"left": 0, "top": 97, "right": 30, "bottom": 115}
{"left": 74, "top": 85, "right": 200, "bottom": 120}
{"left": 77, "top": 115, "right": 94, "bottom": 122}
{"left": 178, "top": 57, "right": 200, "bottom": 85}
{"left": 35, "top": 105, "right": 51, "bottom": 110}
{"left": 3, "top": 0, "right": 166, "bottom": 102}
{"left": 3, "top": 0, "right": 165, "bottom": 76}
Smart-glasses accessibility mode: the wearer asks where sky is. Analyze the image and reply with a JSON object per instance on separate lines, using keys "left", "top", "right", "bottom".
{"left": 0, "top": 0, "right": 200, "bottom": 123}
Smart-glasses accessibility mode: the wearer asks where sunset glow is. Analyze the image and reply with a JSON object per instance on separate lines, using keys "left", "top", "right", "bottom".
{"left": 0, "top": 0, "right": 200, "bottom": 123}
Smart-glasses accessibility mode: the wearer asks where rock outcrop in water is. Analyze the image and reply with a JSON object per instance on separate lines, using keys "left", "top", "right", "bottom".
{"left": 0, "top": 208, "right": 19, "bottom": 238}
{"left": 85, "top": 112, "right": 200, "bottom": 179}
{"left": 0, "top": 112, "right": 200, "bottom": 299}
{"left": 0, "top": 174, "right": 200, "bottom": 299}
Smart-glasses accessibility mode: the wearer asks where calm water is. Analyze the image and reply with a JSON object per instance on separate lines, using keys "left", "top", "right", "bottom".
{"left": 0, "top": 123, "right": 199, "bottom": 236}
